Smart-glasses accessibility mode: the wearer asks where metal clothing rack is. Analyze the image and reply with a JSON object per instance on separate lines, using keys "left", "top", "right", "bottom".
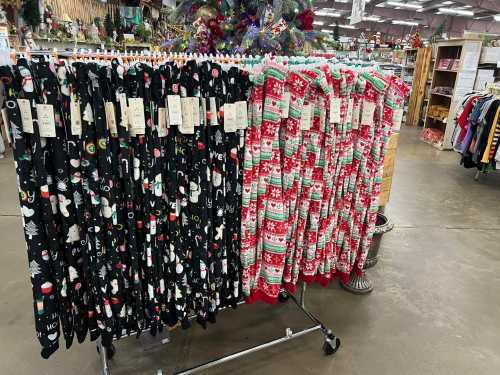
{"left": 97, "top": 283, "right": 341, "bottom": 375}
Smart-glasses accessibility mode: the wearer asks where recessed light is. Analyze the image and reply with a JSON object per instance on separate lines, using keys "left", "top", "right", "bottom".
{"left": 313, "top": 21, "right": 325, "bottom": 26}
{"left": 494, "top": 15, "right": 500, "bottom": 22}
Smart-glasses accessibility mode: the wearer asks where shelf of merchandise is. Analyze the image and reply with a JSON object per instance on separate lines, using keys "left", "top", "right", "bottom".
{"left": 401, "top": 49, "right": 418, "bottom": 90}
{"left": 431, "top": 92, "right": 453, "bottom": 98}
{"left": 422, "top": 39, "right": 483, "bottom": 150}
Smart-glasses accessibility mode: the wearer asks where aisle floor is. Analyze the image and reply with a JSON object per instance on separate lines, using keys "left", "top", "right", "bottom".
{"left": 1, "top": 126, "right": 500, "bottom": 375}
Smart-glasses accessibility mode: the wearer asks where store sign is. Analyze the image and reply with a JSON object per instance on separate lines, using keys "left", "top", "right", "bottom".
{"left": 350, "top": 0, "right": 366, "bottom": 25}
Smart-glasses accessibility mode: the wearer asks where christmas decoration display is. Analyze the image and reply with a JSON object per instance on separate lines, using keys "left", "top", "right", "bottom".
{"left": 411, "top": 31, "right": 423, "bottom": 49}
{"left": 170, "top": 0, "right": 328, "bottom": 55}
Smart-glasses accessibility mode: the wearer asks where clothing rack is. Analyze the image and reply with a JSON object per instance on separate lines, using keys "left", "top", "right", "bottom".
{"left": 97, "top": 283, "right": 340, "bottom": 375}
{"left": 6, "top": 50, "right": 343, "bottom": 374}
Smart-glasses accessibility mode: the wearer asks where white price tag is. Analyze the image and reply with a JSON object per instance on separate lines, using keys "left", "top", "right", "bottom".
{"left": 167, "top": 95, "right": 182, "bottom": 125}
{"left": 361, "top": 100, "right": 376, "bottom": 126}
{"left": 118, "top": 93, "right": 128, "bottom": 129}
{"left": 17, "top": 99, "right": 34, "bottom": 134}
{"left": 235, "top": 101, "right": 248, "bottom": 129}
{"left": 300, "top": 104, "right": 312, "bottom": 130}
{"left": 209, "top": 97, "right": 218, "bottom": 125}
{"left": 392, "top": 108, "right": 404, "bottom": 131}
{"left": 157, "top": 107, "right": 168, "bottom": 137}
{"left": 1, "top": 108, "right": 11, "bottom": 144}
{"left": 180, "top": 97, "right": 194, "bottom": 134}
{"left": 105, "top": 102, "right": 117, "bottom": 136}
{"left": 36, "top": 104, "right": 56, "bottom": 138}
{"left": 224, "top": 103, "right": 237, "bottom": 133}
{"left": 329, "top": 97, "right": 341, "bottom": 124}
{"left": 352, "top": 102, "right": 360, "bottom": 130}
{"left": 128, "top": 98, "right": 145, "bottom": 135}
{"left": 345, "top": 98, "right": 353, "bottom": 127}
{"left": 191, "top": 97, "right": 200, "bottom": 126}
{"left": 282, "top": 91, "right": 291, "bottom": 118}
{"left": 70, "top": 95, "right": 82, "bottom": 136}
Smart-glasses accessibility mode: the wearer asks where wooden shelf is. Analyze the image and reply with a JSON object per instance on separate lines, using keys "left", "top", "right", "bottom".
{"left": 427, "top": 115, "right": 447, "bottom": 123}
{"left": 434, "top": 69, "right": 458, "bottom": 73}
{"left": 431, "top": 92, "right": 453, "bottom": 98}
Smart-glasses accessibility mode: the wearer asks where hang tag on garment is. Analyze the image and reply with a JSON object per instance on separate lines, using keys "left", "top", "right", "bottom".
{"left": 36, "top": 104, "right": 56, "bottom": 138}
{"left": 128, "top": 98, "right": 146, "bottom": 135}
{"left": 300, "top": 104, "right": 312, "bottom": 130}
{"left": 1, "top": 108, "right": 11, "bottom": 144}
{"left": 118, "top": 93, "right": 128, "bottom": 129}
{"left": 224, "top": 103, "right": 237, "bottom": 133}
{"left": 105, "top": 102, "right": 117, "bottom": 136}
{"left": 329, "top": 97, "right": 341, "bottom": 124}
{"left": 345, "top": 98, "right": 353, "bottom": 127}
{"left": 319, "top": 99, "right": 326, "bottom": 132}
{"left": 352, "top": 102, "right": 361, "bottom": 130}
{"left": 201, "top": 97, "right": 207, "bottom": 126}
{"left": 69, "top": 95, "right": 82, "bottom": 136}
{"left": 235, "top": 101, "right": 248, "bottom": 129}
{"left": 392, "top": 108, "right": 404, "bottom": 131}
{"left": 361, "top": 100, "right": 376, "bottom": 126}
{"left": 209, "top": 97, "right": 218, "bottom": 125}
{"left": 282, "top": 91, "right": 291, "bottom": 118}
{"left": 180, "top": 97, "right": 194, "bottom": 134}
{"left": 157, "top": 107, "right": 168, "bottom": 137}
{"left": 16, "top": 99, "right": 34, "bottom": 133}
{"left": 167, "top": 95, "right": 182, "bottom": 126}
{"left": 191, "top": 97, "right": 200, "bottom": 126}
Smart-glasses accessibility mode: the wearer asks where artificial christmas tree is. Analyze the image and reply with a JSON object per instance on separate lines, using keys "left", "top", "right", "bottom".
{"left": 170, "top": 0, "right": 328, "bottom": 55}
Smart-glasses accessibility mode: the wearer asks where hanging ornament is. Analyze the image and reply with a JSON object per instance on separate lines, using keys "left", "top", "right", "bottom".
{"left": 297, "top": 9, "right": 314, "bottom": 31}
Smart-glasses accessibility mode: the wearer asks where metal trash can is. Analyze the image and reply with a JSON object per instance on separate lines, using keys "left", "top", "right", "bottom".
{"left": 364, "top": 213, "right": 394, "bottom": 269}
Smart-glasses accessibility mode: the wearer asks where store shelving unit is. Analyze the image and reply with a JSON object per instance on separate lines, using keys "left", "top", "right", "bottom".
{"left": 401, "top": 48, "right": 418, "bottom": 86}
{"left": 422, "top": 39, "right": 482, "bottom": 150}
{"left": 405, "top": 47, "right": 433, "bottom": 127}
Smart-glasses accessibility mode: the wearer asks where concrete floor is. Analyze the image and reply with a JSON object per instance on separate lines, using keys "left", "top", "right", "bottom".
{"left": 1, "top": 126, "right": 500, "bottom": 375}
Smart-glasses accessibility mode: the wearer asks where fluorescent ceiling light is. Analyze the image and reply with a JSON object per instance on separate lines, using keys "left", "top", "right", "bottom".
{"left": 387, "top": 1, "right": 422, "bottom": 9}
{"left": 438, "top": 8, "right": 474, "bottom": 16}
{"left": 392, "top": 20, "right": 419, "bottom": 26}
{"left": 339, "top": 24, "right": 357, "bottom": 29}
{"left": 363, "top": 16, "right": 381, "bottom": 21}
{"left": 316, "top": 9, "right": 342, "bottom": 17}
{"left": 313, "top": 21, "right": 325, "bottom": 26}
{"left": 321, "top": 29, "right": 333, "bottom": 33}
{"left": 441, "top": 1, "right": 454, "bottom": 4}
{"left": 494, "top": 15, "right": 500, "bottom": 22}
{"left": 463, "top": 4, "right": 472, "bottom": 7}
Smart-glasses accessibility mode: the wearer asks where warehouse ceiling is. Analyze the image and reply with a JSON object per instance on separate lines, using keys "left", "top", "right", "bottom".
{"left": 314, "top": 0, "right": 500, "bottom": 39}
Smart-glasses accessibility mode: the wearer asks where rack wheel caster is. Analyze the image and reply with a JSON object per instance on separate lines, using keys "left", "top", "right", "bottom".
{"left": 278, "top": 290, "right": 290, "bottom": 303}
{"left": 97, "top": 343, "right": 116, "bottom": 360}
{"left": 322, "top": 333, "right": 341, "bottom": 356}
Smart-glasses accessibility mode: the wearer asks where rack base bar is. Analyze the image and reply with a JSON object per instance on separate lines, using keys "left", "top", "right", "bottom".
{"left": 174, "top": 325, "right": 322, "bottom": 375}
{"left": 97, "top": 283, "right": 341, "bottom": 374}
